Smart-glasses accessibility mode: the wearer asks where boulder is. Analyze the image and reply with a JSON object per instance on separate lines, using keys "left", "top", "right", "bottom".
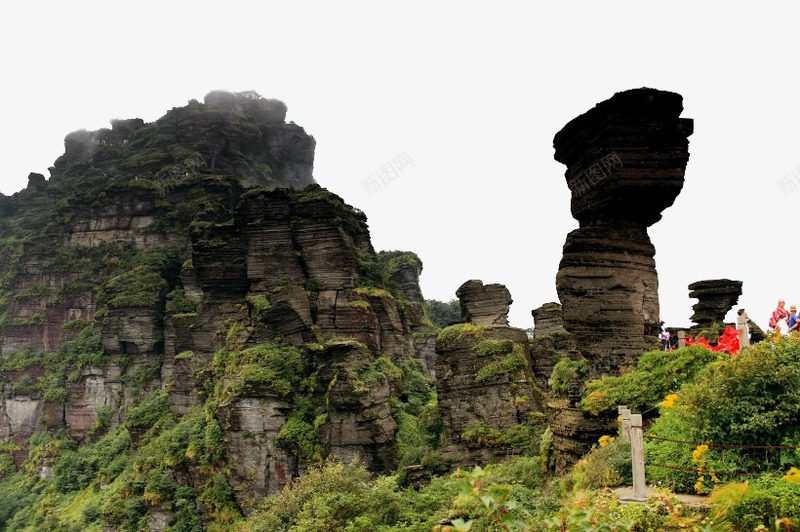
{"left": 456, "top": 280, "right": 511, "bottom": 327}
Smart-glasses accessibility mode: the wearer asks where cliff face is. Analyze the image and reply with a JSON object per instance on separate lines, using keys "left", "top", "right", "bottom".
{"left": 0, "top": 92, "right": 436, "bottom": 523}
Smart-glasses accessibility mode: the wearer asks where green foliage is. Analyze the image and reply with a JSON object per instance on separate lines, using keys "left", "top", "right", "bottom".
{"left": 94, "top": 405, "right": 116, "bottom": 433}
{"left": 11, "top": 374, "right": 37, "bottom": 393}
{"left": 0, "top": 348, "right": 45, "bottom": 372}
{"left": 104, "top": 246, "right": 183, "bottom": 310}
{"left": 124, "top": 390, "right": 170, "bottom": 432}
{"left": 166, "top": 286, "right": 199, "bottom": 315}
{"left": 424, "top": 299, "right": 461, "bottom": 329}
{"left": 198, "top": 474, "right": 240, "bottom": 525}
{"left": 245, "top": 293, "right": 272, "bottom": 313}
{"left": 42, "top": 371, "right": 68, "bottom": 403}
{"left": 57, "top": 322, "right": 108, "bottom": 368}
{"left": 716, "top": 476, "right": 800, "bottom": 529}
{"left": 235, "top": 459, "right": 462, "bottom": 532}
{"left": 475, "top": 344, "right": 527, "bottom": 383}
{"left": 54, "top": 428, "right": 132, "bottom": 492}
{"left": 475, "top": 338, "right": 514, "bottom": 358}
{"left": 461, "top": 424, "right": 510, "bottom": 448}
{"left": 548, "top": 358, "right": 588, "bottom": 398}
{"left": 646, "top": 336, "right": 800, "bottom": 492}
{"left": 277, "top": 396, "right": 322, "bottom": 460}
{"left": 346, "top": 299, "right": 371, "bottom": 310}
{"left": 13, "top": 283, "right": 50, "bottom": 301}
{"left": 437, "top": 323, "right": 488, "bottom": 351}
{"left": 460, "top": 424, "right": 535, "bottom": 454}
{"left": 353, "top": 250, "right": 415, "bottom": 308}
{"left": 448, "top": 465, "right": 530, "bottom": 532}
{"left": 216, "top": 341, "right": 304, "bottom": 399}
{"left": 553, "top": 438, "right": 632, "bottom": 497}
{"left": 581, "top": 345, "right": 718, "bottom": 415}
{"left": 105, "top": 265, "right": 169, "bottom": 309}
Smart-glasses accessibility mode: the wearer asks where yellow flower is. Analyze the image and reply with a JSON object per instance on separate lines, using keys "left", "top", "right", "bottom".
{"left": 692, "top": 444, "right": 709, "bottom": 463}
{"left": 598, "top": 435, "right": 616, "bottom": 448}
{"left": 784, "top": 467, "right": 800, "bottom": 482}
{"left": 660, "top": 393, "right": 679, "bottom": 408}
{"left": 694, "top": 476, "right": 709, "bottom": 494}
{"left": 616, "top": 416, "right": 622, "bottom": 423}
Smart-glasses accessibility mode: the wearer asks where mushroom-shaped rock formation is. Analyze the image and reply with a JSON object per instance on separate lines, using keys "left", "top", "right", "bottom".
{"left": 554, "top": 87, "right": 693, "bottom": 376}
{"left": 688, "top": 279, "right": 743, "bottom": 328}
{"left": 548, "top": 88, "right": 693, "bottom": 472}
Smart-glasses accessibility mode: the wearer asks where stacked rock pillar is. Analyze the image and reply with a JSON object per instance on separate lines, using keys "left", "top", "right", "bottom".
{"left": 549, "top": 88, "right": 693, "bottom": 470}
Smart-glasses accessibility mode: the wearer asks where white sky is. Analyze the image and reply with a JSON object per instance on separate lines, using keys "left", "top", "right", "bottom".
{"left": 1, "top": 1, "right": 797, "bottom": 331}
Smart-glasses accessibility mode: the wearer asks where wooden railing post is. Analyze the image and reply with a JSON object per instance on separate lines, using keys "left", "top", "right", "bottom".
{"left": 677, "top": 330, "right": 686, "bottom": 349}
{"left": 629, "top": 413, "right": 647, "bottom": 501}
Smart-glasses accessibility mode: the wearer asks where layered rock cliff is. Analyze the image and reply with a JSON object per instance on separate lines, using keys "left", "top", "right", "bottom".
{"left": 0, "top": 91, "right": 439, "bottom": 527}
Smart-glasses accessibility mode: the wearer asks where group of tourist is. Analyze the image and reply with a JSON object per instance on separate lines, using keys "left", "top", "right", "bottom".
{"left": 770, "top": 300, "right": 800, "bottom": 336}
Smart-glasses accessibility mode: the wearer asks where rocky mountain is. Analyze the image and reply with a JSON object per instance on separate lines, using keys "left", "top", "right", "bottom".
{"left": 0, "top": 91, "right": 442, "bottom": 527}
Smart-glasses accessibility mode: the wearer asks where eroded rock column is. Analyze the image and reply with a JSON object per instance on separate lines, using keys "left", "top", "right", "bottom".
{"left": 435, "top": 280, "right": 543, "bottom": 465}
{"left": 553, "top": 88, "right": 693, "bottom": 375}
{"left": 548, "top": 88, "right": 692, "bottom": 472}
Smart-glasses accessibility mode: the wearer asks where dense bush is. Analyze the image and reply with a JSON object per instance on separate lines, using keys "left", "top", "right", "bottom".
{"left": 713, "top": 476, "right": 800, "bottom": 529}
{"left": 548, "top": 358, "right": 588, "bottom": 398}
{"left": 236, "top": 456, "right": 551, "bottom": 532}
{"left": 581, "top": 345, "right": 718, "bottom": 414}
{"left": 647, "top": 336, "right": 800, "bottom": 492}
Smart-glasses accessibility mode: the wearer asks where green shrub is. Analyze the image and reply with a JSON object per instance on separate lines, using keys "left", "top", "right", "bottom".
{"left": 53, "top": 428, "right": 131, "bottom": 492}
{"left": 548, "top": 358, "right": 587, "bottom": 398}
{"left": 166, "top": 286, "right": 198, "bottom": 315}
{"left": 581, "top": 345, "right": 718, "bottom": 415}
{"left": 58, "top": 323, "right": 108, "bottom": 368}
{"left": 646, "top": 336, "right": 800, "bottom": 492}
{"left": 11, "top": 374, "right": 38, "bottom": 393}
{"left": 237, "top": 460, "right": 432, "bottom": 532}
{"left": 716, "top": 476, "right": 800, "bottom": 530}
{"left": 475, "top": 343, "right": 527, "bottom": 383}
{"left": 245, "top": 293, "right": 271, "bottom": 313}
{"left": 124, "top": 391, "right": 170, "bottom": 432}
{"left": 277, "top": 396, "right": 321, "bottom": 460}
{"left": 475, "top": 338, "right": 514, "bottom": 357}
{"left": 229, "top": 342, "right": 303, "bottom": 397}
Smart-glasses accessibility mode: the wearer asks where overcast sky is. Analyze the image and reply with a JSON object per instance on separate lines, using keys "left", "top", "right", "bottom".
{"left": 1, "top": 2, "right": 797, "bottom": 331}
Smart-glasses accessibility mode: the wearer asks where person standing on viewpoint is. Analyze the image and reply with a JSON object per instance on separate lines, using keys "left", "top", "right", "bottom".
{"left": 736, "top": 308, "right": 750, "bottom": 347}
{"left": 788, "top": 306, "right": 799, "bottom": 335}
{"left": 769, "top": 300, "right": 790, "bottom": 336}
